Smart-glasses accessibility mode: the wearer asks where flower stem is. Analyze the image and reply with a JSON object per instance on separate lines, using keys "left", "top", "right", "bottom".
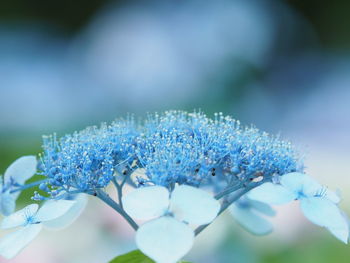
{"left": 194, "top": 182, "right": 263, "bottom": 236}
{"left": 112, "top": 170, "right": 132, "bottom": 209}
{"left": 214, "top": 183, "right": 242, "bottom": 200}
{"left": 96, "top": 189, "right": 139, "bottom": 231}
{"left": 9, "top": 179, "right": 48, "bottom": 194}
{"left": 112, "top": 177, "right": 123, "bottom": 208}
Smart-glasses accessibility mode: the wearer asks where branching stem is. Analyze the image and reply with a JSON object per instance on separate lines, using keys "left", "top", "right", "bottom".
{"left": 195, "top": 181, "right": 263, "bottom": 236}
{"left": 214, "top": 182, "right": 242, "bottom": 200}
{"left": 96, "top": 189, "right": 139, "bottom": 231}
{"left": 9, "top": 179, "right": 48, "bottom": 194}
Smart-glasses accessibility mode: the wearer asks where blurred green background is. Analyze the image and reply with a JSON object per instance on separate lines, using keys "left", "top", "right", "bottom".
{"left": 0, "top": 0, "right": 350, "bottom": 262}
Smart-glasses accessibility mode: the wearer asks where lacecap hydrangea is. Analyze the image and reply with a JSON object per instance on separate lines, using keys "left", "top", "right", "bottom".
{"left": 0, "top": 111, "right": 347, "bottom": 263}
{"left": 38, "top": 118, "right": 138, "bottom": 197}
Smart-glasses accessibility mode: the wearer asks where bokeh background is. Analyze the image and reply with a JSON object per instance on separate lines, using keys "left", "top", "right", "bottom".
{"left": 1, "top": 0, "right": 350, "bottom": 262}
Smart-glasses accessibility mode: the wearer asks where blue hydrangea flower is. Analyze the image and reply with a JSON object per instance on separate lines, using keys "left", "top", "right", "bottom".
{"left": 2, "top": 110, "right": 349, "bottom": 262}
{"left": 40, "top": 119, "right": 138, "bottom": 197}
{"left": 122, "top": 185, "right": 220, "bottom": 263}
{"left": 212, "top": 114, "right": 302, "bottom": 181}
{"left": 38, "top": 111, "right": 303, "bottom": 195}
{"left": 1, "top": 111, "right": 349, "bottom": 261}
{"left": 230, "top": 196, "right": 276, "bottom": 235}
{"left": 0, "top": 156, "right": 37, "bottom": 216}
{"left": 135, "top": 111, "right": 219, "bottom": 187}
{"left": 134, "top": 111, "right": 302, "bottom": 188}
{"left": 0, "top": 200, "right": 75, "bottom": 259}
{"left": 248, "top": 172, "right": 349, "bottom": 243}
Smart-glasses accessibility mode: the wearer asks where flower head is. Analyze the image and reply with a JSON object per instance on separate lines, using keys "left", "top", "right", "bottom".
{"left": 39, "top": 111, "right": 303, "bottom": 195}
{"left": 136, "top": 111, "right": 217, "bottom": 187}
{"left": 1, "top": 111, "right": 348, "bottom": 262}
{"left": 248, "top": 172, "right": 349, "bottom": 243}
{"left": 40, "top": 119, "right": 138, "bottom": 196}
{"left": 0, "top": 200, "right": 75, "bottom": 259}
{"left": 135, "top": 111, "right": 303, "bottom": 188}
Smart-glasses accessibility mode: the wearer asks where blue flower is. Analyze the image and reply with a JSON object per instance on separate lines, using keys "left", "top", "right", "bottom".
{"left": 135, "top": 111, "right": 219, "bottom": 187}
{"left": 39, "top": 111, "right": 302, "bottom": 193}
{"left": 122, "top": 185, "right": 220, "bottom": 263}
{"left": 0, "top": 200, "right": 75, "bottom": 259}
{"left": 2, "top": 111, "right": 348, "bottom": 261}
{"left": 135, "top": 111, "right": 302, "bottom": 188}
{"left": 248, "top": 172, "right": 349, "bottom": 243}
{"left": 40, "top": 119, "right": 138, "bottom": 196}
{"left": 0, "top": 156, "right": 37, "bottom": 216}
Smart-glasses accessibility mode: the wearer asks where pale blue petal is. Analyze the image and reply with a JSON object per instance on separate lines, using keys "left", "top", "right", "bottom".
{"left": 248, "top": 199, "right": 276, "bottom": 217}
{"left": 230, "top": 204, "right": 273, "bottom": 235}
{"left": 35, "top": 200, "right": 75, "bottom": 222}
{"left": 1, "top": 204, "right": 39, "bottom": 229}
{"left": 43, "top": 195, "right": 88, "bottom": 229}
{"left": 325, "top": 189, "right": 341, "bottom": 204}
{"left": 279, "top": 172, "right": 308, "bottom": 191}
{"left": 300, "top": 197, "right": 349, "bottom": 242}
{"left": 280, "top": 173, "right": 322, "bottom": 197}
{"left": 0, "top": 224, "right": 42, "bottom": 259}
{"left": 136, "top": 217, "right": 194, "bottom": 263}
{"left": 4, "top": 156, "right": 37, "bottom": 185}
{"left": 300, "top": 197, "right": 344, "bottom": 227}
{"left": 247, "top": 183, "right": 296, "bottom": 205}
{"left": 0, "top": 191, "right": 16, "bottom": 216}
{"left": 170, "top": 185, "right": 220, "bottom": 225}
{"left": 122, "top": 186, "right": 169, "bottom": 220}
{"left": 328, "top": 225, "right": 349, "bottom": 244}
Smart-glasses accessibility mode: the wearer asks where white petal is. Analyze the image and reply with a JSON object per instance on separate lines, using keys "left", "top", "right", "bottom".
{"left": 4, "top": 156, "right": 37, "bottom": 185}
{"left": 0, "top": 224, "right": 42, "bottom": 259}
{"left": 43, "top": 195, "right": 88, "bottom": 229}
{"left": 300, "top": 197, "right": 349, "bottom": 242}
{"left": 248, "top": 199, "right": 276, "bottom": 217}
{"left": 136, "top": 217, "right": 194, "bottom": 263}
{"left": 122, "top": 186, "right": 170, "bottom": 220}
{"left": 1, "top": 204, "right": 39, "bottom": 229}
{"left": 169, "top": 185, "right": 220, "bottom": 225}
{"left": 247, "top": 183, "right": 296, "bottom": 205}
{"left": 0, "top": 191, "right": 16, "bottom": 216}
{"left": 230, "top": 204, "right": 273, "bottom": 235}
{"left": 280, "top": 173, "right": 322, "bottom": 197}
{"left": 35, "top": 200, "right": 76, "bottom": 222}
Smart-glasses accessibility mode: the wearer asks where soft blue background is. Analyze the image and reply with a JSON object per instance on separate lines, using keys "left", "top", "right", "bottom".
{"left": 1, "top": 0, "right": 350, "bottom": 262}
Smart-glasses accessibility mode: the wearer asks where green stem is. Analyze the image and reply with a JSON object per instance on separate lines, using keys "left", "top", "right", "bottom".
{"left": 96, "top": 190, "right": 139, "bottom": 231}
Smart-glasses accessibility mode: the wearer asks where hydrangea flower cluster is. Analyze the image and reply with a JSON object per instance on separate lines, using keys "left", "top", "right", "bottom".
{"left": 0, "top": 111, "right": 348, "bottom": 263}
{"left": 136, "top": 111, "right": 301, "bottom": 188}
{"left": 39, "top": 118, "right": 138, "bottom": 197}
